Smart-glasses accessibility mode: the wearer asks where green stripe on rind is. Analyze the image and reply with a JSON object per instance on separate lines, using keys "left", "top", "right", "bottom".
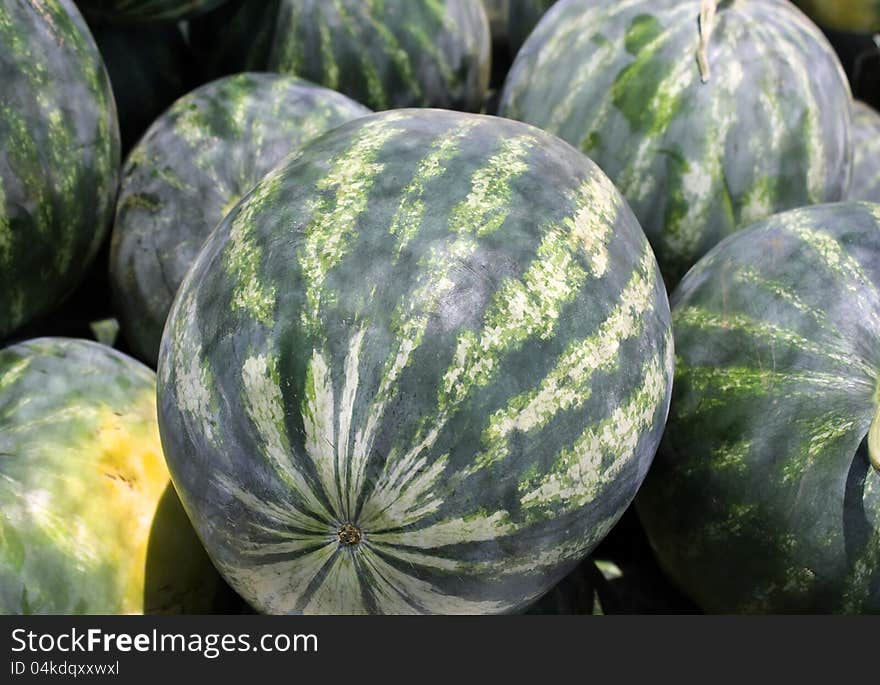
{"left": 0, "top": 0, "right": 120, "bottom": 338}
{"left": 469, "top": 244, "right": 662, "bottom": 476}
{"left": 499, "top": 0, "right": 852, "bottom": 285}
{"left": 299, "top": 113, "right": 407, "bottom": 335}
{"left": 192, "top": 0, "right": 491, "bottom": 112}
{"left": 158, "top": 109, "right": 672, "bottom": 615}
{"left": 637, "top": 201, "right": 880, "bottom": 613}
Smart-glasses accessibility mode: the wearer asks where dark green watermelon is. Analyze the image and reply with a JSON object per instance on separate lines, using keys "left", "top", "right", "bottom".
{"left": 507, "top": 0, "right": 555, "bottom": 57}
{"left": 848, "top": 101, "right": 880, "bottom": 203}
{"left": 75, "top": 0, "right": 226, "bottom": 23}
{"left": 0, "top": 0, "right": 120, "bottom": 340}
{"left": 499, "top": 0, "right": 853, "bottom": 284}
{"left": 189, "top": 0, "right": 491, "bottom": 111}
{"left": 637, "top": 202, "right": 880, "bottom": 613}
{"left": 157, "top": 109, "right": 673, "bottom": 615}
{"left": 90, "top": 20, "right": 193, "bottom": 152}
{"left": 110, "top": 73, "right": 370, "bottom": 367}
{"left": 0, "top": 337, "right": 226, "bottom": 614}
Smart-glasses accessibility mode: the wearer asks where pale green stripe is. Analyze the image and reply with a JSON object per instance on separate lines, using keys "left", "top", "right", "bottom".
{"left": 302, "top": 551, "right": 369, "bottom": 614}
{"left": 388, "top": 120, "right": 477, "bottom": 258}
{"left": 170, "top": 290, "right": 218, "bottom": 442}
{"left": 440, "top": 172, "right": 618, "bottom": 412}
{"left": 447, "top": 134, "right": 535, "bottom": 236}
{"left": 784, "top": 216, "right": 880, "bottom": 332}
{"left": 361, "top": 549, "right": 508, "bottom": 614}
{"left": 222, "top": 542, "right": 336, "bottom": 614}
{"left": 674, "top": 305, "right": 869, "bottom": 374}
{"left": 241, "top": 352, "right": 336, "bottom": 522}
{"left": 333, "top": 0, "right": 386, "bottom": 109}
{"left": 299, "top": 113, "right": 405, "bottom": 334}
{"left": 369, "top": 510, "right": 516, "bottom": 549}
{"left": 361, "top": 0, "right": 421, "bottom": 103}
{"left": 300, "top": 348, "right": 344, "bottom": 519}
{"left": 337, "top": 327, "right": 366, "bottom": 520}
{"left": 678, "top": 362, "right": 863, "bottom": 397}
{"left": 467, "top": 243, "right": 656, "bottom": 475}
{"left": 358, "top": 453, "right": 447, "bottom": 531}
{"left": 214, "top": 472, "right": 330, "bottom": 535}
{"left": 756, "top": 18, "right": 826, "bottom": 203}
{"left": 227, "top": 173, "right": 283, "bottom": 324}
{"left": 0, "top": 355, "right": 33, "bottom": 391}
{"left": 318, "top": 15, "right": 339, "bottom": 90}
{"left": 734, "top": 265, "right": 828, "bottom": 326}
{"left": 781, "top": 414, "right": 858, "bottom": 484}
{"left": 518, "top": 332, "right": 672, "bottom": 514}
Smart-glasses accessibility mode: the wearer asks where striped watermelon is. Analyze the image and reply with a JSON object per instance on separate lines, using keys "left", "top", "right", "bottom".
{"left": 499, "top": 0, "right": 853, "bottom": 284}
{"left": 188, "top": 0, "right": 491, "bottom": 112}
{"left": 110, "top": 73, "right": 370, "bottom": 367}
{"left": 849, "top": 101, "right": 880, "bottom": 203}
{"left": 90, "top": 20, "right": 192, "bottom": 152}
{"left": 0, "top": 338, "right": 226, "bottom": 614}
{"left": 794, "top": 1, "right": 880, "bottom": 33}
{"left": 75, "top": 0, "right": 226, "bottom": 23}
{"left": 637, "top": 202, "right": 880, "bottom": 613}
{"left": 0, "top": 0, "right": 120, "bottom": 340}
{"left": 157, "top": 109, "right": 673, "bottom": 615}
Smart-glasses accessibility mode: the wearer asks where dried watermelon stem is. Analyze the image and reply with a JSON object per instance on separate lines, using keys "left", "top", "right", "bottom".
{"left": 697, "top": 0, "right": 719, "bottom": 83}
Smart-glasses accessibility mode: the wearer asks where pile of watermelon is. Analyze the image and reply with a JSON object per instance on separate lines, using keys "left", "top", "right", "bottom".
{"left": 1, "top": 0, "right": 878, "bottom": 615}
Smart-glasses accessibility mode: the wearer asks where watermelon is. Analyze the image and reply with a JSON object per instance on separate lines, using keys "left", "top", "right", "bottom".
{"left": 794, "top": 1, "right": 880, "bottom": 34}
{"left": 0, "top": 337, "right": 226, "bottom": 614}
{"left": 849, "top": 101, "right": 880, "bottom": 203}
{"left": 637, "top": 202, "right": 880, "bottom": 613}
{"left": 507, "top": 0, "right": 555, "bottom": 57}
{"left": 0, "top": 0, "right": 120, "bottom": 340}
{"left": 157, "top": 109, "right": 673, "bottom": 615}
{"left": 90, "top": 20, "right": 193, "bottom": 153}
{"left": 188, "top": 0, "right": 491, "bottom": 111}
{"left": 75, "top": 0, "right": 226, "bottom": 23}
{"left": 499, "top": 0, "right": 853, "bottom": 284}
{"left": 110, "top": 72, "right": 370, "bottom": 367}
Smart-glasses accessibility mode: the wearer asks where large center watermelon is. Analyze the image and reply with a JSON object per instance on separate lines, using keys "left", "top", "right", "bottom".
{"left": 498, "top": 0, "right": 852, "bottom": 284}
{"left": 157, "top": 109, "right": 673, "bottom": 614}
